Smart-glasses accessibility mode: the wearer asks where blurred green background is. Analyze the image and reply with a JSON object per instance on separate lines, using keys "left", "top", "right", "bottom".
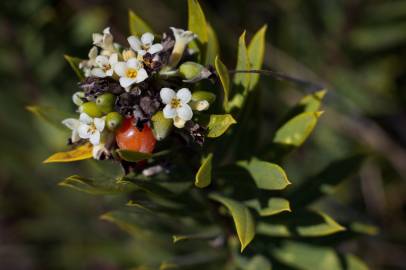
{"left": 1, "top": 0, "right": 406, "bottom": 269}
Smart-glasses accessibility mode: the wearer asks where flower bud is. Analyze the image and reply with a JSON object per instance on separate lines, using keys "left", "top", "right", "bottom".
{"left": 72, "top": 91, "right": 85, "bottom": 106}
{"left": 192, "top": 91, "right": 216, "bottom": 104}
{"left": 169, "top": 27, "right": 197, "bottom": 67}
{"left": 122, "top": 49, "right": 136, "bottom": 61}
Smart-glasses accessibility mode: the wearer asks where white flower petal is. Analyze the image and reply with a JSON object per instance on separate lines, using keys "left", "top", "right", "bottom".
{"left": 71, "top": 130, "right": 81, "bottom": 143}
{"left": 95, "top": 55, "right": 109, "bottom": 66}
{"left": 89, "top": 131, "right": 101, "bottom": 145}
{"left": 174, "top": 116, "right": 186, "bottom": 128}
{"left": 109, "top": 53, "right": 118, "bottom": 65}
{"left": 176, "top": 88, "right": 192, "bottom": 104}
{"left": 120, "top": 77, "right": 137, "bottom": 88}
{"left": 79, "top": 113, "right": 93, "bottom": 124}
{"left": 135, "top": 68, "right": 148, "bottom": 83}
{"left": 92, "top": 143, "right": 106, "bottom": 159}
{"left": 127, "top": 58, "right": 141, "bottom": 69}
{"left": 92, "top": 33, "right": 103, "bottom": 45}
{"left": 141, "top": 32, "right": 154, "bottom": 45}
{"left": 78, "top": 124, "right": 92, "bottom": 139}
{"left": 89, "top": 46, "right": 98, "bottom": 59}
{"left": 103, "top": 27, "right": 111, "bottom": 34}
{"left": 177, "top": 104, "right": 193, "bottom": 121}
{"left": 114, "top": 62, "right": 127, "bottom": 77}
{"left": 94, "top": 117, "right": 105, "bottom": 132}
{"left": 137, "top": 50, "right": 147, "bottom": 57}
{"left": 163, "top": 104, "right": 177, "bottom": 119}
{"left": 148, "top": 43, "right": 163, "bottom": 54}
{"left": 160, "top": 88, "right": 176, "bottom": 104}
{"left": 91, "top": 68, "right": 106, "bottom": 78}
{"left": 62, "top": 118, "right": 80, "bottom": 130}
{"left": 128, "top": 35, "right": 142, "bottom": 51}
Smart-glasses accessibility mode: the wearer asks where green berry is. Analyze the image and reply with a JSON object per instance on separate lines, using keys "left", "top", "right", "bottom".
{"left": 179, "top": 62, "right": 204, "bottom": 80}
{"left": 79, "top": 102, "right": 103, "bottom": 117}
{"left": 96, "top": 93, "right": 115, "bottom": 113}
{"left": 105, "top": 112, "right": 123, "bottom": 131}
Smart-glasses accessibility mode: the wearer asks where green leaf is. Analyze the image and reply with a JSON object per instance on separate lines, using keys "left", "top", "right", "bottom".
{"left": 273, "top": 111, "right": 323, "bottom": 147}
{"left": 215, "top": 56, "right": 230, "bottom": 110}
{"left": 248, "top": 25, "right": 267, "bottom": 91}
{"left": 195, "top": 153, "right": 213, "bottom": 188}
{"left": 205, "top": 24, "right": 219, "bottom": 65}
{"left": 26, "top": 105, "right": 73, "bottom": 130}
{"left": 272, "top": 241, "right": 368, "bottom": 270}
{"left": 151, "top": 111, "right": 173, "bottom": 140}
{"left": 245, "top": 198, "right": 291, "bottom": 216}
{"left": 247, "top": 255, "right": 272, "bottom": 270}
{"left": 233, "top": 31, "right": 251, "bottom": 91}
{"left": 288, "top": 155, "right": 365, "bottom": 207}
{"left": 207, "top": 114, "right": 236, "bottom": 138}
{"left": 59, "top": 175, "right": 135, "bottom": 195}
{"left": 209, "top": 193, "right": 255, "bottom": 252}
{"left": 284, "top": 90, "right": 327, "bottom": 122}
{"left": 43, "top": 143, "right": 93, "bottom": 163}
{"left": 128, "top": 10, "right": 154, "bottom": 36}
{"left": 238, "top": 158, "right": 291, "bottom": 190}
{"left": 116, "top": 149, "right": 153, "bottom": 162}
{"left": 187, "top": 0, "right": 208, "bottom": 44}
{"left": 257, "top": 210, "right": 345, "bottom": 237}
{"left": 64, "top": 55, "right": 84, "bottom": 81}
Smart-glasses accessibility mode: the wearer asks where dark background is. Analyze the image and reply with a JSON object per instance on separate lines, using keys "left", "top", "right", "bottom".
{"left": 1, "top": 0, "right": 406, "bottom": 269}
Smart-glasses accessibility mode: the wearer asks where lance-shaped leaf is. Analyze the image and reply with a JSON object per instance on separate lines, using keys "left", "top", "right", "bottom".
{"left": 207, "top": 114, "right": 236, "bottom": 138}
{"left": 257, "top": 210, "right": 345, "bottom": 237}
{"left": 215, "top": 56, "right": 230, "bottom": 110}
{"left": 59, "top": 175, "right": 135, "bottom": 195}
{"left": 205, "top": 24, "right": 219, "bottom": 65}
{"left": 195, "top": 153, "right": 213, "bottom": 188}
{"left": 187, "top": 0, "right": 208, "bottom": 44}
{"left": 116, "top": 149, "right": 152, "bottom": 162}
{"left": 64, "top": 55, "right": 84, "bottom": 81}
{"left": 247, "top": 255, "right": 272, "bottom": 270}
{"left": 128, "top": 10, "right": 154, "bottom": 36}
{"left": 272, "top": 241, "right": 368, "bottom": 270}
{"left": 282, "top": 90, "right": 327, "bottom": 122}
{"left": 245, "top": 198, "right": 291, "bottom": 216}
{"left": 238, "top": 158, "right": 291, "bottom": 190}
{"left": 248, "top": 25, "right": 267, "bottom": 91}
{"left": 27, "top": 105, "right": 73, "bottom": 131}
{"left": 288, "top": 154, "right": 365, "bottom": 207}
{"left": 273, "top": 111, "right": 323, "bottom": 147}
{"left": 43, "top": 143, "right": 93, "bottom": 163}
{"left": 209, "top": 193, "right": 255, "bottom": 252}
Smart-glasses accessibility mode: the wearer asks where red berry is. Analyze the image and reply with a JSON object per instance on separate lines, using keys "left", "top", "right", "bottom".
{"left": 116, "top": 118, "right": 156, "bottom": 153}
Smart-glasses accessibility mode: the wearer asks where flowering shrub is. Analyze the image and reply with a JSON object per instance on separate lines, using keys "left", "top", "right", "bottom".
{"left": 30, "top": 0, "right": 375, "bottom": 269}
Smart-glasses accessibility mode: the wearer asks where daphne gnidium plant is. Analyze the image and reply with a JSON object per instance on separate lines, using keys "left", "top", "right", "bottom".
{"left": 29, "top": 0, "right": 375, "bottom": 269}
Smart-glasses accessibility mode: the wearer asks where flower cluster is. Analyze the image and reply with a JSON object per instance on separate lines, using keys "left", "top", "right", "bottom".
{"left": 63, "top": 27, "right": 215, "bottom": 161}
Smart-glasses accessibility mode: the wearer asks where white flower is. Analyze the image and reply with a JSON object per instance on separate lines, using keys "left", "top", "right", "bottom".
{"left": 114, "top": 58, "right": 148, "bottom": 88}
{"left": 62, "top": 118, "right": 81, "bottom": 143}
{"left": 128, "top": 33, "right": 163, "bottom": 57}
{"left": 169, "top": 27, "right": 197, "bottom": 67}
{"left": 79, "top": 46, "right": 98, "bottom": 77}
{"left": 77, "top": 113, "right": 105, "bottom": 145}
{"left": 91, "top": 53, "right": 118, "bottom": 78}
{"left": 92, "top": 27, "right": 116, "bottom": 55}
{"left": 160, "top": 88, "right": 193, "bottom": 128}
{"left": 92, "top": 143, "right": 108, "bottom": 160}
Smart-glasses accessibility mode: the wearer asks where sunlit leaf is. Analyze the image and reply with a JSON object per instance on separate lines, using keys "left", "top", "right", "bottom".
{"left": 209, "top": 193, "right": 255, "bottom": 252}
{"left": 248, "top": 25, "right": 267, "bottom": 91}
{"left": 205, "top": 24, "right": 219, "bottom": 65}
{"left": 116, "top": 149, "right": 152, "bottom": 162}
{"left": 195, "top": 153, "right": 213, "bottom": 188}
{"left": 215, "top": 56, "right": 230, "bottom": 110}
{"left": 233, "top": 31, "right": 251, "bottom": 91}
{"left": 43, "top": 143, "right": 93, "bottom": 163}
{"left": 272, "top": 241, "right": 368, "bottom": 270}
{"left": 273, "top": 111, "right": 323, "bottom": 147}
{"left": 129, "top": 10, "right": 154, "bottom": 36}
{"left": 284, "top": 90, "right": 327, "bottom": 121}
{"left": 64, "top": 54, "right": 84, "bottom": 81}
{"left": 187, "top": 0, "right": 208, "bottom": 44}
{"left": 59, "top": 175, "right": 135, "bottom": 195}
{"left": 207, "top": 114, "right": 236, "bottom": 138}
{"left": 245, "top": 198, "right": 291, "bottom": 216}
{"left": 238, "top": 158, "right": 291, "bottom": 190}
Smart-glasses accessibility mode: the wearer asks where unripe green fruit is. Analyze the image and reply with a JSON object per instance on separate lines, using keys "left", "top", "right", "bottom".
{"left": 96, "top": 93, "right": 115, "bottom": 113}
{"left": 105, "top": 112, "right": 123, "bottom": 131}
{"left": 179, "top": 62, "right": 204, "bottom": 80}
{"left": 80, "top": 102, "right": 103, "bottom": 117}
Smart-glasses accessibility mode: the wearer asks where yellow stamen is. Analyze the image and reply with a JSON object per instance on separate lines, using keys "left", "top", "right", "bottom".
{"left": 170, "top": 98, "right": 181, "bottom": 109}
{"left": 126, "top": 68, "right": 138, "bottom": 78}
